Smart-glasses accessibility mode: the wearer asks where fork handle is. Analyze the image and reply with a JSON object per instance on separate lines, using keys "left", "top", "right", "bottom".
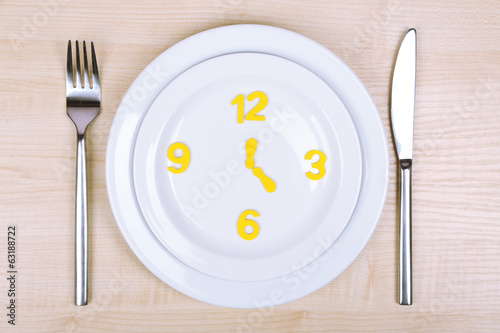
{"left": 75, "top": 133, "right": 88, "bottom": 306}
{"left": 399, "top": 159, "right": 412, "bottom": 305}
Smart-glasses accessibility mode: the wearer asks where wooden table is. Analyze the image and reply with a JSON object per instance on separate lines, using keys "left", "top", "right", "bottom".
{"left": 1, "top": 0, "right": 499, "bottom": 331}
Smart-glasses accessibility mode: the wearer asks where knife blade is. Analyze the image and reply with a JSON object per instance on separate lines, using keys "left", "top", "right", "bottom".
{"left": 391, "top": 28, "right": 416, "bottom": 306}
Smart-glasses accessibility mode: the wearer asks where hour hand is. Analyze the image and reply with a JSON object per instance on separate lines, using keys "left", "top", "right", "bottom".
{"left": 252, "top": 167, "right": 276, "bottom": 193}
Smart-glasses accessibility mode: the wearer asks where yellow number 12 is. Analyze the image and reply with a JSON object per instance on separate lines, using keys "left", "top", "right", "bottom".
{"left": 232, "top": 91, "right": 268, "bottom": 123}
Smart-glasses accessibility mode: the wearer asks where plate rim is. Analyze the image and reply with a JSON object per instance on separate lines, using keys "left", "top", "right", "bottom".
{"left": 105, "top": 23, "right": 389, "bottom": 308}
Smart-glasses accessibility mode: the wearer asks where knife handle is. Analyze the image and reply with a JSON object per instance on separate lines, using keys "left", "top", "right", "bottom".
{"left": 399, "top": 159, "right": 412, "bottom": 305}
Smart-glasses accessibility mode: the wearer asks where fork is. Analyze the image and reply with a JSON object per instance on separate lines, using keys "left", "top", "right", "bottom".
{"left": 66, "top": 40, "right": 100, "bottom": 306}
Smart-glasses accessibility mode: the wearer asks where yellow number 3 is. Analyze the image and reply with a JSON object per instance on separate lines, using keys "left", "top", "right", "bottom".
{"left": 167, "top": 142, "right": 190, "bottom": 174}
{"left": 305, "top": 150, "right": 327, "bottom": 180}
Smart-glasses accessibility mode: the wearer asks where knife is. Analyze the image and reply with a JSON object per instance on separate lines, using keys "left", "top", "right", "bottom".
{"left": 391, "top": 28, "right": 416, "bottom": 306}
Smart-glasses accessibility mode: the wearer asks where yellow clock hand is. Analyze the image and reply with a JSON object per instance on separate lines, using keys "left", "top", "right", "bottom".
{"left": 252, "top": 167, "right": 276, "bottom": 193}
{"left": 245, "top": 138, "right": 276, "bottom": 192}
{"left": 245, "top": 138, "right": 257, "bottom": 169}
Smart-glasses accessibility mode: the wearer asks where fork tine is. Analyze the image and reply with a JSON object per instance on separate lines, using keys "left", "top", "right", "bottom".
{"left": 83, "top": 41, "right": 90, "bottom": 89}
{"left": 91, "top": 42, "right": 100, "bottom": 90}
{"left": 75, "top": 41, "right": 82, "bottom": 88}
{"left": 66, "top": 40, "right": 74, "bottom": 90}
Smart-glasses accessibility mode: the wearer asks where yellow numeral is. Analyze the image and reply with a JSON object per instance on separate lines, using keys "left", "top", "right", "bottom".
{"left": 232, "top": 94, "right": 245, "bottom": 124}
{"left": 167, "top": 142, "right": 190, "bottom": 174}
{"left": 246, "top": 91, "right": 267, "bottom": 121}
{"left": 305, "top": 150, "right": 326, "bottom": 180}
{"left": 237, "top": 209, "right": 260, "bottom": 241}
{"left": 231, "top": 91, "right": 267, "bottom": 123}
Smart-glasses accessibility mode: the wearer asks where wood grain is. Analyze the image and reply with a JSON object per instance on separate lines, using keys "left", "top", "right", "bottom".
{"left": 1, "top": 0, "right": 500, "bottom": 331}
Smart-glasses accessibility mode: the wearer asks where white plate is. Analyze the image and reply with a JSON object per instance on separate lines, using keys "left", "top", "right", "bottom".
{"left": 106, "top": 24, "right": 389, "bottom": 308}
{"left": 132, "top": 53, "right": 362, "bottom": 282}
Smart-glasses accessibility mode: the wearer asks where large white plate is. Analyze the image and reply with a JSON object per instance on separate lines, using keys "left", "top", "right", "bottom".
{"left": 106, "top": 24, "right": 389, "bottom": 308}
{"left": 132, "top": 53, "right": 362, "bottom": 282}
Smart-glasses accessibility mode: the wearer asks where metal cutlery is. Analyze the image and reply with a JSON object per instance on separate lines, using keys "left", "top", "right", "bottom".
{"left": 66, "top": 40, "right": 101, "bottom": 306}
{"left": 391, "top": 29, "right": 417, "bottom": 306}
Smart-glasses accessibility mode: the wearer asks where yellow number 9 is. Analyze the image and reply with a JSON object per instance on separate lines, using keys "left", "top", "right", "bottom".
{"left": 237, "top": 209, "right": 260, "bottom": 241}
{"left": 305, "top": 150, "right": 326, "bottom": 180}
{"left": 167, "top": 142, "right": 190, "bottom": 174}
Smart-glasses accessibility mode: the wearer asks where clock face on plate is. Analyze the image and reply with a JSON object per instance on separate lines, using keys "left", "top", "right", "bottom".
{"left": 133, "top": 53, "right": 362, "bottom": 281}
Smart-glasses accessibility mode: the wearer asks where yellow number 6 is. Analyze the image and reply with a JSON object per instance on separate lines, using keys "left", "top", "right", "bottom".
{"left": 305, "top": 150, "right": 326, "bottom": 180}
{"left": 237, "top": 209, "right": 260, "bottom": 241}
{"left": 167, "top": 142, "right": 190, "bottom": 174}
